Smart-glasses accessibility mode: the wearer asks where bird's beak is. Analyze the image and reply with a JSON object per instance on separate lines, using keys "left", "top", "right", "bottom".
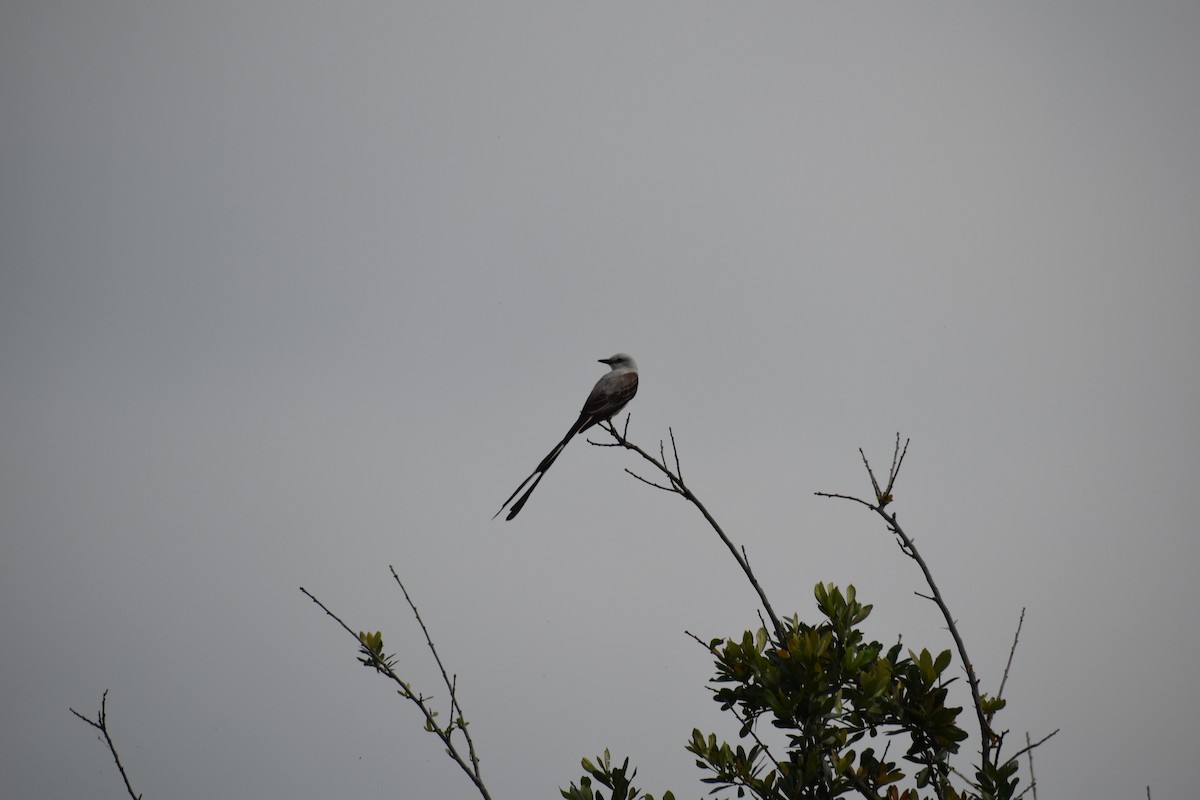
{"left": 598, "top": 357, "right": 611, "bottom": 365}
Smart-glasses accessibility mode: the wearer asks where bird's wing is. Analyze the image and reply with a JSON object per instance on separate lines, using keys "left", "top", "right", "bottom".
{"left": 578, "top": 371, "right": 638, "bottom": 431}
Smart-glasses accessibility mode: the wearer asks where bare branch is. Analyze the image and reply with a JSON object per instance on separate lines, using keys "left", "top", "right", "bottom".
{"left": 893, "top": 511, "right": 994, "bottom": 762}
{"left": 996, "top": 608, "right": 1026, "bottom": 703}
{"left": 817, "top": 438, "right": 997, "bottom": 766}
{"left": 597, "top": 420, "right": 784, "bottom": 640}
{"left": 885, "top": 434, "right": 910, "bottom": 498}
{"left": 1024, "top": 731, "right": 1040, "bottom": 800}
{"left": 389, "top": 566, "right": 485, "bottom": 781}
{"left": 70, "top": 691, "right": 142, "bottom": 800}
{"left": 860, "top": 447, "right": 882, "bottom": 501}
{"left": 1002, "top": 729, "right": 1060, "bottom": 770}
{"left": 623, "top": 468, "right": 678, "bottom": 493}
{"left": 813, "top": 491, "right": 876, "bottom": 512}
{"left": 300, "top": 584, "right": 493, "bottom": 800}
{"left": 669, "top": 427, "right": 683, "bottom": 480}
{"left": 756, "top": 608, "right": 769, "bottom": 635}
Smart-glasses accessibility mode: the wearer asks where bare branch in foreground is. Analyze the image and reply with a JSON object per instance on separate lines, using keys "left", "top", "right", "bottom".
{"left": 592, "top": 418, "right": 784, "bottom": 640}
{"left": 70, "top": 690, "right": 142, "bottom": 800}
{"left": 300, "top": 578, "right": 492, "bottom": 800}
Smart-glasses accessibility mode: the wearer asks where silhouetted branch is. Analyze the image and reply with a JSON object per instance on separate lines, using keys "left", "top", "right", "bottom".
{"left": 387, "top": 566, "right": 484, "bottom": 780}
{"left": 593, "top": 418, "right": 784, "bottom": 640}
{"left": 816, "top": 435, "right": 995, "bottom": 766}
{"left": 1001, "top": 728, "right": 1059, "bottom": 770}
{"left": 623, "top": 468, "right": 677, "bottom": 493}
{"left": 1021, "top": 732, "right": 1040, "bottom": 800}
{"left": 300, "top": 580, "right": 492, "bottom": 800}
{"left": 70, "top": 690, "right": 142, "bottom": 800}
{"left": 996, "top": 608, "right": 1026, "bottom": 704}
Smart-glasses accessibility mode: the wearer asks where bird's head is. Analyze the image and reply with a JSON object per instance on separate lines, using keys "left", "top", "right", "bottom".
{"left": 599, "top": 353, "right": 637, "bottom": 371}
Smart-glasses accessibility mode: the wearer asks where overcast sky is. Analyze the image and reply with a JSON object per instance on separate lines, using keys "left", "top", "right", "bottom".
{"left": 3, "top": 3, "right": 1198, "bottom": 799}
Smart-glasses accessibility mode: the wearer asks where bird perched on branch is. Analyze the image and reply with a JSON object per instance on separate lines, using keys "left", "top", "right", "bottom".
{"left": 495, "top": 353, "right": 639, "bottom": 521}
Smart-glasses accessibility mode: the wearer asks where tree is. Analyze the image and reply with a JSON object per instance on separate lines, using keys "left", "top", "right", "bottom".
{"left": 75, "top": 425, "right": 1057, "bottom": 799}
{"left": 305, "top": 425, "right": 1056, "bottom": 800}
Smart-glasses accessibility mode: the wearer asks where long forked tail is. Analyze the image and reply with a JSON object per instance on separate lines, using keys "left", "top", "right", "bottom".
{"left": 494, "top": 416, "right": 587, "bottom": 521}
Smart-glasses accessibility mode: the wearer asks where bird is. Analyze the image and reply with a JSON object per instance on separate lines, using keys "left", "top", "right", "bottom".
{"left": 495, "top": 353, "right": 639, "bottom": 521}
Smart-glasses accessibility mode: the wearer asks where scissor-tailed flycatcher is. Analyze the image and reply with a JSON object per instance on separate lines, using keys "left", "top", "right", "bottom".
{"left": 495, "top": 353, "right": 639, "bottom": 521}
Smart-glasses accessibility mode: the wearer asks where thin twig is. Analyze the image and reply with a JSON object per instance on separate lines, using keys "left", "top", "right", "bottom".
{"left": 623, "top": 468, "right": 677, "bottom": 493}
{"left": 861, "top": 448, "right": 883, "bottom": 501}
{"left": 1025, "top": 731, "right": 1039, "bottom": 800}
{"left": 70, "top": 691, "right": 142, "bottom": 800}
{"left": 816, "top": 438, "right": 996, "bottom": 766}
{"left": 813, "top": 491, "right": 875, "bottom": 511}
{"left": 597, "top": 421, "right": 784, "bottom": 639}
{"left": 388, "top": 566, "right": 484, "bottom": 780}
{"left": 890, "top": 510, "right": 994, "bottom": 762}
{"left": 996, "top": 608, "right": 1026, "bottom": 703}
{"left": 300, "top": 585, "right": 492, "bottom": 800}
{"left": 1001, "top": 728, "right": 1060, "bottom": 769}
{"left": 669, "top": 427, "right": 684, "bottom": 480}
{"left": 886, "top": 435, "right": 909, "bottom": 498}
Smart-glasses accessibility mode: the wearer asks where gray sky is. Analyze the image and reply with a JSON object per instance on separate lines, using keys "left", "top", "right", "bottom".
{"left": 3, "top": 3, "right": 1198, "bottom": 799}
